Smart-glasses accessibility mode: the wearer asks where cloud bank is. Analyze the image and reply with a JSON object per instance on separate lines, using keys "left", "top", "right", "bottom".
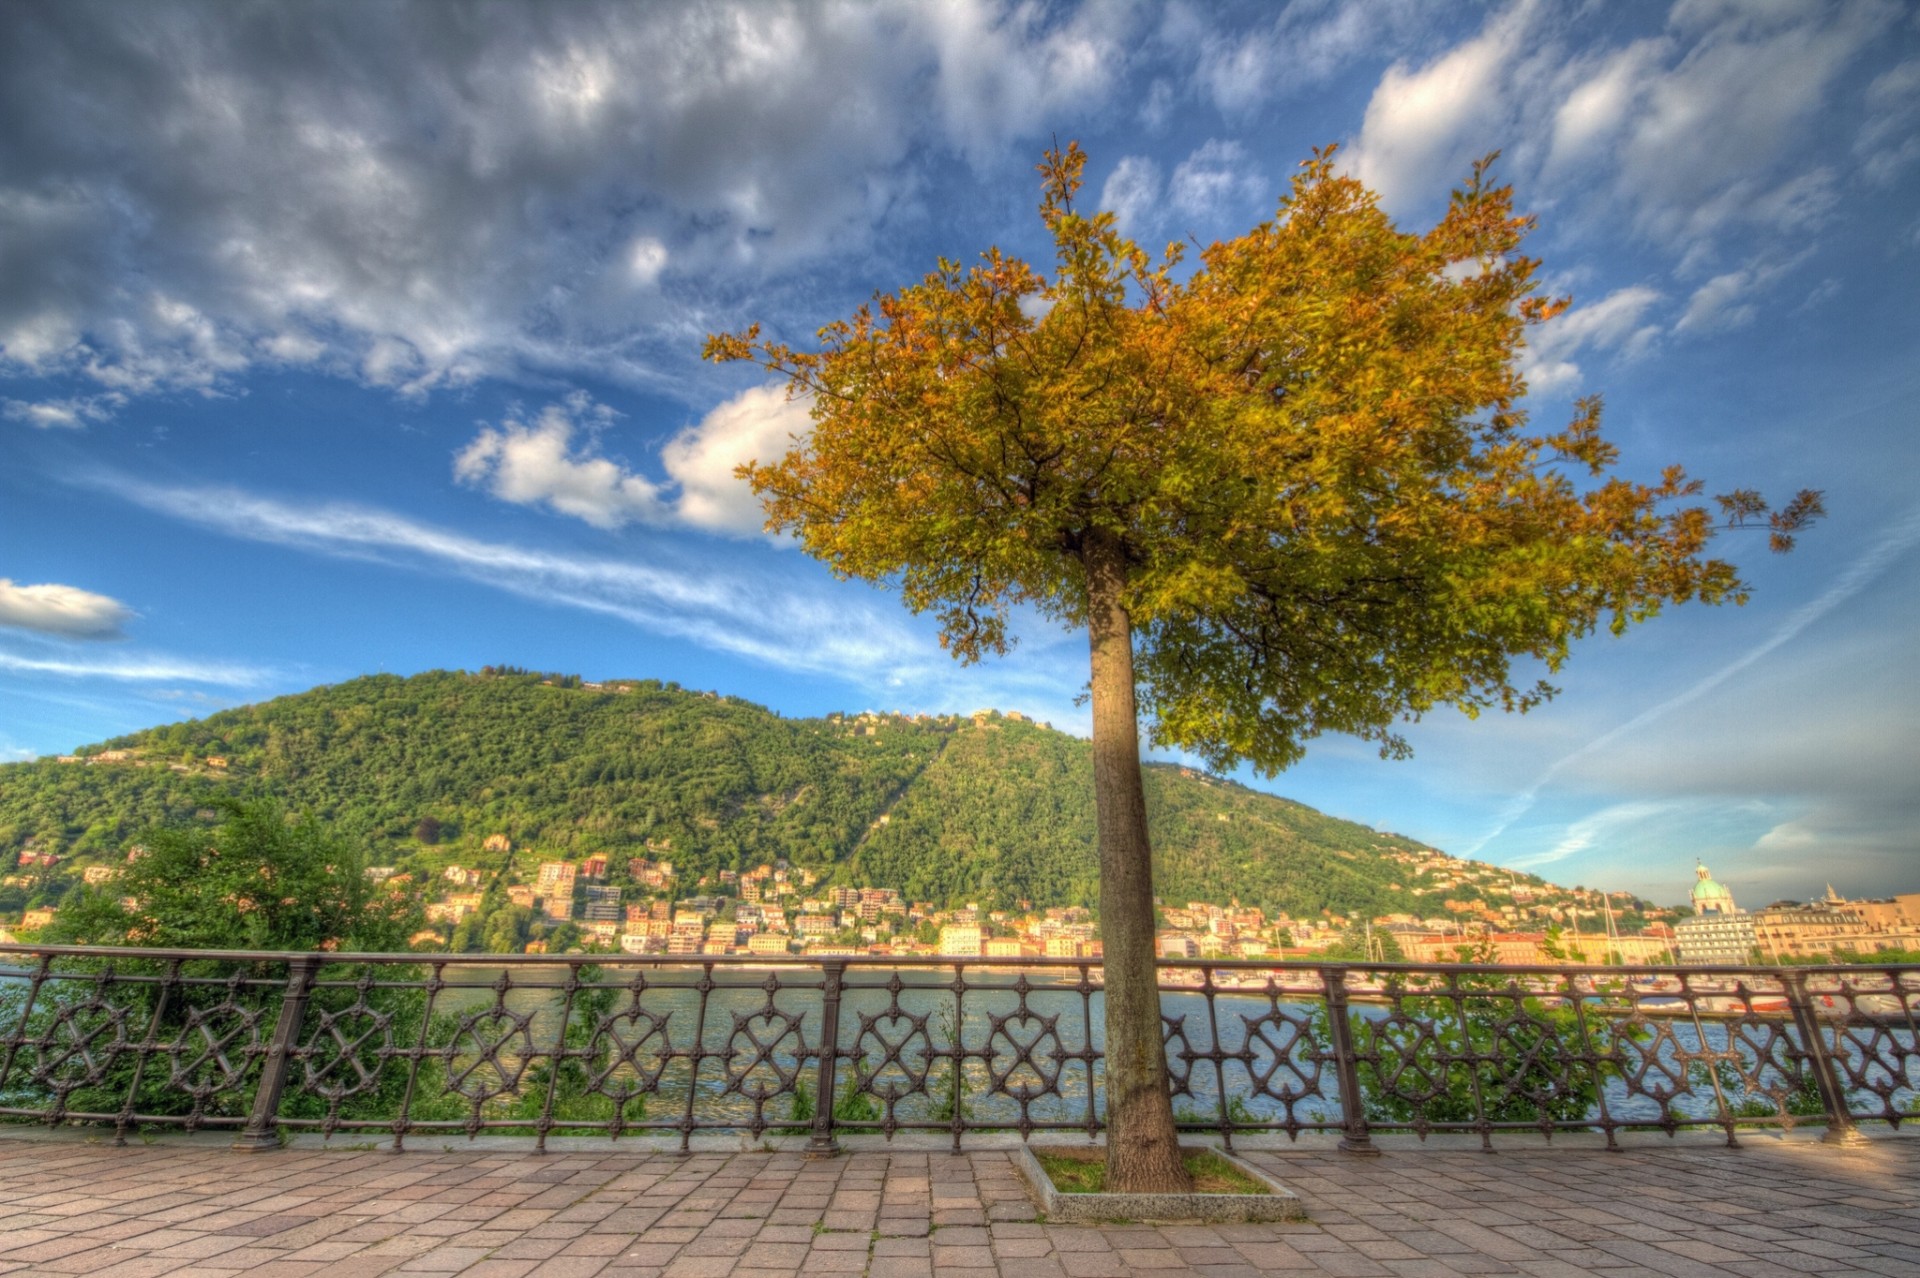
{"left": 1344, "top": 0, "right": 1900, "bottom": 395}
{"left": 0, "top": 0, "right": 1130, "bottom": 411}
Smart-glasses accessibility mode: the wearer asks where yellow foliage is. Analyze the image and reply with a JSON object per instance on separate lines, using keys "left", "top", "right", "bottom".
{"left": 705, "top": 143, "right": 1819, "bottom": 775}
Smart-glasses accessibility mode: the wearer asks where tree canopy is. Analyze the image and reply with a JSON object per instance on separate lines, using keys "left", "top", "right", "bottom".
{"left": 46, "top": 797, "right": 419, "bottom": 952}
{"left": 708, "top": 144, "right": 1819, "bottom": 774}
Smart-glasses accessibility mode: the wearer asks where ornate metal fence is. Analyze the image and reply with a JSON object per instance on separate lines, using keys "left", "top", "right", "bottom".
{"left": 1, "top": 945, "right": 1914, "bottom": 1153}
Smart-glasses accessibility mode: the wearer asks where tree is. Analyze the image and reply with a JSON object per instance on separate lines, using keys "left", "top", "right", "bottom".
{"left": 706, "top": 144, "right": 1819, "bottom": 1192}
{"left": 49, "top": 797, "right": 419, "bottom": 952}
{"left": 27, "top": 799, "right": 434, "bottom": 1133}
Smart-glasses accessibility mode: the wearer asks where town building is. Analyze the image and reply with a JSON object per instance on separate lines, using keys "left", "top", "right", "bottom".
{"left": 1751, "top": 887, "right": 1920, "bottom": 959}
{"left": 939, "top": 924, "right": 982, "bottom": 956}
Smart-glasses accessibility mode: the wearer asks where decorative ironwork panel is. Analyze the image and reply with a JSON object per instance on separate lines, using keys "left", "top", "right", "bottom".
{"left": 2, "top": 944, "right": 1914, "bottom": 1149}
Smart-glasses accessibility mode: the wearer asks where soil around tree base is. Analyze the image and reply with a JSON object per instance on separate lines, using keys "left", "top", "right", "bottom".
{"left": 1014, "top": 1143, "right": 1307, "bottom": 1223}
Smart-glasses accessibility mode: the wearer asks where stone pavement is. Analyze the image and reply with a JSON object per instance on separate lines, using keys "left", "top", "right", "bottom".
{"left": 1, "top": 1132, "right": 1916, "bottom": 1277}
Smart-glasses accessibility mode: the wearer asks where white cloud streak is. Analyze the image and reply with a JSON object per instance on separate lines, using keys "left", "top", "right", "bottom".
{"left": 0, "top": 578, "right": 134, "bottom": 639}
{"left": 0, "top": 649, "right": 271, "bottom": 685}
{"left": 1506, "top": 799, "right": 1682, "bottom": 870}
{"left": 1467, "top": 502, "right": 1920, "bottom": 859}
{"left": 84, "top": 473, "right": 946, "bottom": 686}
{"left": 4, "top": 394, "right": 124, "bottom": 429}
{"left": 1099, "top": 156, "right": 1162, "bottom": 237}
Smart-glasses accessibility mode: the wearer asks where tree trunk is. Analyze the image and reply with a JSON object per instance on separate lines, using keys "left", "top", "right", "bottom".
{"left": 1083, "top": 527, "right": 1192, "bottom": 1194}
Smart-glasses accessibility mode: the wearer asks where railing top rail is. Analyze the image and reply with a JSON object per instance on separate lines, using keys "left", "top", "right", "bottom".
{"left": 2, "top": 941, "right": 1915, "bottom": 979}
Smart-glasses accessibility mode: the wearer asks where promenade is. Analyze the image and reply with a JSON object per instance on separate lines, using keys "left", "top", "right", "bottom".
{"left": 0, "top": 1132, "right": 1914, "bottom": 1277}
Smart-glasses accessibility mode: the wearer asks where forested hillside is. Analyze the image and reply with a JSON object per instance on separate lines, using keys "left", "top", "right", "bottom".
{"left": 0, "top": 670, "right": 1518, "bottom": 916}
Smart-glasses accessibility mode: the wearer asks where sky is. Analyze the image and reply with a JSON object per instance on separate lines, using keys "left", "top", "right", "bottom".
{"left": 2, "top": 0, "right": 1917, "bottom": 908}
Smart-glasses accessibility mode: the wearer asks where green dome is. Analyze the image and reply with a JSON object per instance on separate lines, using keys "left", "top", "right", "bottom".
{"left": 1691, "top": 863, "right": 1735, "bottom": 914}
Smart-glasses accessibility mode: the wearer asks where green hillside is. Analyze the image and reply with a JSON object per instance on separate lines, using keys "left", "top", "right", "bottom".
{"left": 0, "top": 669, "right": 1527, "bottom": 918}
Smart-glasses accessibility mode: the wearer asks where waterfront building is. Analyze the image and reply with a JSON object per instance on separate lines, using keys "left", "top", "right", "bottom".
{"left": 1673, "top": 863, "right": 1758, "bottom": 965}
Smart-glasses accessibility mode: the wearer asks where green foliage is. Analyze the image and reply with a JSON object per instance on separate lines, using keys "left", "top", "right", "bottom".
{"left": 44, "top": 797, "right": 419, "bottom": 952}
{"left": 1698, "top": 1058, "right": 1826, "bottom": 1123}
{"left": 1174, "top": 1094, "right": 1260, "bottom": 1129}
{"left": 5, "top": 802, "right": 436, "bottom": 1131}
{"left": 1340, "top": 955, "right": 1610, "bottom": 1129}
{"left": 832, "top": 1067, "right": 881, "bottom": 1124}
{"left": 0, "top": 671, "right": 1488, "bottom": 922}
{"left": 499, "top": 971, "right": 650, "bottom": 1134}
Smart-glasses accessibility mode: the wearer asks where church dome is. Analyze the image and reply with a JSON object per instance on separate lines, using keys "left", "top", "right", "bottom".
{"left": 1691, "top": 862, "right": 1736, "bottom": 915}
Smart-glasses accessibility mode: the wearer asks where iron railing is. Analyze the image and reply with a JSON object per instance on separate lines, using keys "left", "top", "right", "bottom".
{"left": 1, "top": 945, "right": 1914, "bottom": 1154}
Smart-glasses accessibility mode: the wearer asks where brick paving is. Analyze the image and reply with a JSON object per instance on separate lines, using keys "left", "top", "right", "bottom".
{"left": 0, "top": 1132, "right": 1915, "bottom": 1277}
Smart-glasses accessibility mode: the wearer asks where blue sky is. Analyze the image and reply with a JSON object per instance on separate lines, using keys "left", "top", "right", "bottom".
{"left": 3, "top": 0, "right": 1916, "bottom": 907}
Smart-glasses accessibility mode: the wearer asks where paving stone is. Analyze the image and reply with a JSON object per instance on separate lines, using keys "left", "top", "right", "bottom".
{"left": 0, "top": 1135, "right": 1916, "bottom": 1277}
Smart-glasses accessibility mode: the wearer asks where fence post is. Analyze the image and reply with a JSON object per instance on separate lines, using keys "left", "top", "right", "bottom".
{"left": 233, "top": 955, "right": 320, "bottom": 1152}
{"left": 807, "top": 961, "right": 846, "bottom": 1157}
{"left": 1324, "top": 967, "right": 1378, "bottom": 1156}
{"left": 1783, "top": 970, "right": 1866, "bottom": 1147}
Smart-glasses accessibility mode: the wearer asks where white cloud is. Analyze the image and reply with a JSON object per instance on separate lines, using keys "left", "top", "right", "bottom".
{"left": 1346, "top": 1, "right": 1539, "bottom": 213}
{"left": 1561, "top": 2, "right": 1886, "bottom": 250}
{"left": 1098, "top": 156, "right": 1162, "bottom": 236}
{"left": 1347, "top": 3, "right": 1888, "bottom": 239}
{"left": 1340, "top": 0, "right": 1893, "bottom": 382}
{"left": 1138, "top": 78, "right": 1176, "bottom": 133}
{"left": 660, "top": 384, "right": 812, "bottom": 536}
{"left": 455, "top": 393, "right": 666, "bottom": 530}
{"left": 454, "top": 384, "right": 809, "bottom": 536}
{"left": 1675, "top": 270, "right": 1757, "bottom": 333}
{"left": 920, "top": 0, "right": 1121, "bottom": 168}
{"left": 0, "top": 579, "right": 134, "bottom": 639}
{"left": 2, "top": 394, "right": 123, "bottom": 429}
{"left": 1674, "top": 249, "right": 1811, "bottom": 334}
{"left": 627, "top": 236, "right": 669, "bottom": 288}
{"left": 1167, "top": 0, "right": 1433, "bottom": 118}
{"left": 1857, "top": 57, "right": 1920, "bottom": 184}
{"left": 1543, "top": 40, "right": 1663, "bottom": 176}
{"left": 1521, "top": 285, "right": 1664, "bottom": 393}
{"left": 1168, "top": 140, "right": 1263, "bottom": 224}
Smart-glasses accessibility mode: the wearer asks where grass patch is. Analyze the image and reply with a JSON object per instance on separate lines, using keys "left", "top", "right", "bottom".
{"left": 1033, "top": 1147, "right": 1270, "bottom": 1196}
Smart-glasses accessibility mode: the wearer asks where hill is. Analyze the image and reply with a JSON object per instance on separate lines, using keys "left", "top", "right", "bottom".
{"left": 0, "top": 670, "right": 1552, "bottom": 919}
